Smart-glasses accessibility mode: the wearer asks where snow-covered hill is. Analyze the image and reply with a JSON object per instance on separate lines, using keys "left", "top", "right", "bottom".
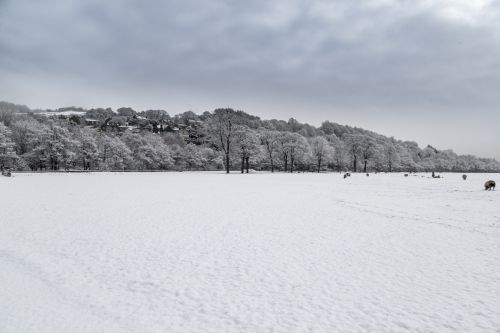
{"left": 1, "top": 172, "right": 499, "bottom": 332}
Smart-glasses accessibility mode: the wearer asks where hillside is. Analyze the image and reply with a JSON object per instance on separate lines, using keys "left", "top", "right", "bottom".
{"left": 1, "top": 101, "right": 499, "bottom": 172}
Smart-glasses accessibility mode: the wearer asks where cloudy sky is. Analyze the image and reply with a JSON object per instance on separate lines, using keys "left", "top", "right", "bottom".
{"left": 1, "top": 0, "right": 499, "bottom": 158}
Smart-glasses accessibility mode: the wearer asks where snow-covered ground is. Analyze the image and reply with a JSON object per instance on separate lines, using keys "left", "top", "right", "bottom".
{"left": 1, "top": 172, "right": 499, "bottom": 333}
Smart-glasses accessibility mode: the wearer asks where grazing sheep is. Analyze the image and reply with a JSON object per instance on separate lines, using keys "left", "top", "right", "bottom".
{"left": 431, "top": 171, "right": 441, "bottom": 178}
{"left": 404, "top": 174, "right": 409, "bottom": 177}
{"left": 343, "top": 173, "right": 351, "bottom": 179}
{"left": 462, "top": 174, "right": 467, "bottom": 180}
{"left": 484, "top": 180, "right": 496, "bottom": 191}
{"left": 366, "top": 173, "right": 369, "bottom": 176}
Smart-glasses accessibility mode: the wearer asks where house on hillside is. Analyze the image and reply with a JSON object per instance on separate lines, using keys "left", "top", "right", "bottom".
{"left": 85, "top": 118, "right": 99, "bottom": 126}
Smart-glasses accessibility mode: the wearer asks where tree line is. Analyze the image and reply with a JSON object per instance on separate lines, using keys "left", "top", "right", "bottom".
{"left": 1, "top": 101, "right": 499, "bottom": 173}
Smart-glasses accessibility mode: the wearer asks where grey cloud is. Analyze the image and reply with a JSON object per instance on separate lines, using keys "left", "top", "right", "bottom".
{"left": 1, "top": 0, "right": 499, "bottom": 158}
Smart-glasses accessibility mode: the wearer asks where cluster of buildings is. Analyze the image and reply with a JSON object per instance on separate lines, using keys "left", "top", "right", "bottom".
{"left": 43, "top": 110, "right": 205, "bottom": 144}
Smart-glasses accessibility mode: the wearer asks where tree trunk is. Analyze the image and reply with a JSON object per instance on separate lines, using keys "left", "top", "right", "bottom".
{"left": 290, "top": 156, "right": 294, "bottom": 173}
{"left": 225, "top": 138, "right": 231, "bottom": 173}
{"left": 241, "top": 156, "right": 245, "bottom": 173}
{"left": 284, "top": 156, "right": 288, "bottom": 172}
{"left": 353, "top": 155, "right": 357, "bottom": 172}
{"left": 225, "top": 152, "right": 230, "bottom": 173}
{"left": 245, "top": 157, "right": 249, "bottom": 173}
{"left": 363, "top": 160, "right": 367, "bottom": 173}
{"left": 317, "top": 157, "right": 322, "bottom": 173}
{"left": 269, "top": 151, "right": 274, "bottom": 173}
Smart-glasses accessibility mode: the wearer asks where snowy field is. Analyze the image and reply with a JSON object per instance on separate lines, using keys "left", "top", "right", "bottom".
{"left": 1, "top": 172, "right": 499, "bottom": 333}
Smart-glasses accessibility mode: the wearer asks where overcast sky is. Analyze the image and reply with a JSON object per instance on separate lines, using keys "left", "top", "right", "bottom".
{"left": 1, "top": 0, "right": 499, "bottom": 159}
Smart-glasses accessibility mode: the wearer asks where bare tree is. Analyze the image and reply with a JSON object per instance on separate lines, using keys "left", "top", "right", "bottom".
{"left": 360, "top": 136, "right": 378, "bottom": 173}
{"left": 234, "top": 126, "right": 261, "bottom": 173}
{"left": 208, "top": 108, "right": 239, "bottom": 173}
{"left": 309, "top": 136, "right": 334, "bottom": 173}
{"left": 258, "top": 127, "right": 279, "bottom": 172}
{"left": 287, "top": 133, "right": 309, "bottom": 173}
{"left": 327, "top": 135, "right": 347, "bottom": 171}
{"left": 0, "top": 122, "right": 17, "bottom": 169}
{"left": 344, "top": 134, "right": 364, "bottom": 172}
{"left": 384, "top": 140, "right": 400, "bottom": 172}
{"left": 277, "top": 132, "right": 293, "bottom": 172}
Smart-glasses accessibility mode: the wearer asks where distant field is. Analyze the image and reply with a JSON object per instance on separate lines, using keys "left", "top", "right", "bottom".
{"left": 1, "top": 172, "right": 499, "bottom": 332}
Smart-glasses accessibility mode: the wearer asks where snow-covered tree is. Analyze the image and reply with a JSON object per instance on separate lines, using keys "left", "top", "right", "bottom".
{"left": 97, "top": 134, "right": 133, "bottom": 170}
{"left": 234, "top": 127, "right": 261, "bottom": 173}
{"left": 258, "top": 128, "right": 279, "bottom": 172}
{"left": 383, "top": 140, "right": 400, "bottom": 172}
{"left": 208, "top": 108, "right": 240, "bottom": 173}
{"left": 74, "top": 127, "right": 99, "bottom": 170}
{"left": 309, "top": 136, "right": 334, "bottom": 173}
{"left": 284, "top": 133, "right": 309, "bottom": 173}
{"left": 344, "top": 133, "right": 364, "bottom": 172}
{"left": 45, "top": 121, "right": 79, "bottom": 170}
{"left": 359, "top": 136, "right": 378, "bottom": 173}
{"left": 121, "top": 132, "right": 174, "bottom": 170}
{"left": 0, "top": 122, "right": 17, "bottom": 169}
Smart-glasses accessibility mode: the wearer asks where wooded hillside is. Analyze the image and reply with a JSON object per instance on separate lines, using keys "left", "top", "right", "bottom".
{"left": 1, "top": 101, "right": 498, "bottom": 173}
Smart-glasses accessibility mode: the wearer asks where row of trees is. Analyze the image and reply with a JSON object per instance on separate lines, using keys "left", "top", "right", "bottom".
{"left": 1, "top": 102, "right": 499, "bottom": 173}
{"left": 0, "top": 118, "right": 222, "bottom": 171}
{"left": 208, "top": 108, "right": 500, "bottom": 173}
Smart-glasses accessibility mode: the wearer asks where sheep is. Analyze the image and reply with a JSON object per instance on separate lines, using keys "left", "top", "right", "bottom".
{"left": 484, "top": 180, "right": 496, "bottom": 191}
{"left": 462, "top": 174, "right": 467, "bottom": 180}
